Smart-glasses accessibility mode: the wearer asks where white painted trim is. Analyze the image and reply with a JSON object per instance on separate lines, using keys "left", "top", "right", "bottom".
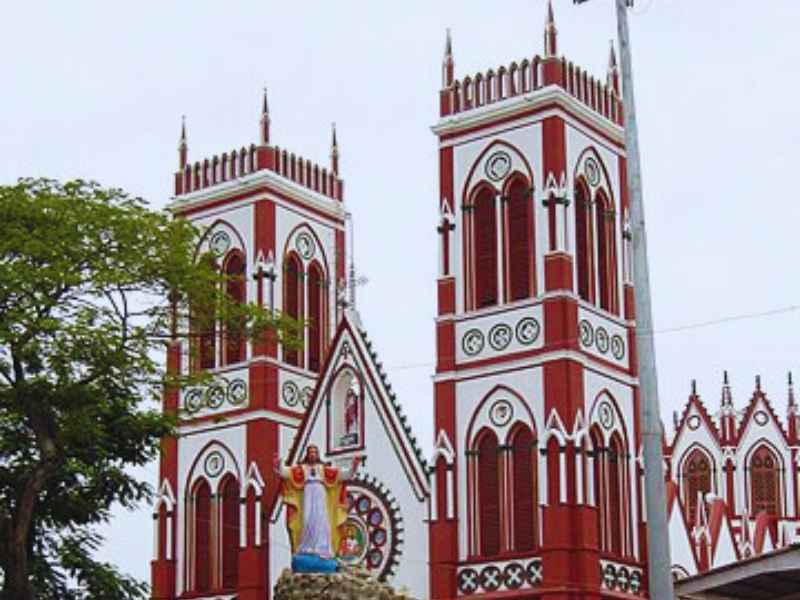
{"left": 168, "top": 168, "right": 345, "bottom": 221}
{"left": 177, "top": 410, "right": 302, "bottom": 435}
{"left": 433, "top": 86, "right": 625, "bottom": 148}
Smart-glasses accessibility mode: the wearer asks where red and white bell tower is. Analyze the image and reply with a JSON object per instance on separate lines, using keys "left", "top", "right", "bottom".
{"left": 429, "top": 3, "right": 648, "bottom": 598}
{"left": 150, "top": 90, "right": 347, "bottom": 600}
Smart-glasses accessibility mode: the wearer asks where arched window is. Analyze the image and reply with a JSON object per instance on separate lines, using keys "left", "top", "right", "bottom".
{"left": 477, "top": 430, "right": 500, "bottom": 556}
{"left": 590, "top": 428, "right": 605, "bottom": 549}
{"left": 473, "top": 187, "right": 498, "bottom": 309}
{"left": 220, "top": 477, "right": 240, "bottom": 589}
{"left": 193, "top": 479, "right": 212, "bottom": 592}
{"left": 223, "top": 252, "right": 246, "bottom": 365}
{"left": 595, "top": 191, "right": 617, "bottom": 313}
{"left": 195, "top": 256, "right": 217, "bottom": 371}
{"left": 574, "top": 181, "right": 593, "bottom": 303}
{"left": 608, "top": 434, "right": 625, "bottom": 556}
{"left": 307, "top": 261, "right": 325, "bottom": 372}
{"left": 682, "top": 449, "right": 712, "bottom": 525}
{"left": 511, "top": 425, "right": 537, "bottom": 551}
{"left": 283, "top": 253, "right": 303, "bottom": 367}
{"left": 506, "top": 178, "right": 533, "bottom": 302}
{"left": 750, "top": 445, "right": 781, "bottom": 517}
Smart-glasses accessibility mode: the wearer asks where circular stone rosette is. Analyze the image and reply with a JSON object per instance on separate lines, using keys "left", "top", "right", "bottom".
{"left": 184, "top": 388, "right": 204, "bottom": 414}
{"left": 206, "top": 384, "right": 226, "bottom": 409}
{"left": 295, "top": 232, "right": 315, "bottom": 260}
{"left": 485, "top": 151, "right": 512, "bottom": 182}
{"left": 515, "top": 317, "right": 541, "bottom": 345}
{"left": 204, "top": 451, "right": 225, "bottom": 478}
{"left": 488, "top": 323, "right": 513, "bottom": 351}
{"left": 595, "top": 327, "right": 610, "bottom": 354}
{"left": 227, "top": 379, "right": 247, "bottom": 405}
{"left": 209, "top": 230, "right": 231, "bottom": 256}
{"left": 611, "top": 335, "right": 626, "bottom": 360}
{"left": 282, "top": 381, "right": 299, "bottom": 407}
{"left": 339, "top": 475, "right": 403, "bottom": 581}
{"left": 579, "top": 320, "right": 594, "bottom": 348}
{"left": 462, "top": 329, "right": 485, "bottom": 357}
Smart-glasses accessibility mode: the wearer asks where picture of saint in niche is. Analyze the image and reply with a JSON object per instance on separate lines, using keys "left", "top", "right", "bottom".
{"left": 340, "top": 385, "right": 360, "bottom": 447}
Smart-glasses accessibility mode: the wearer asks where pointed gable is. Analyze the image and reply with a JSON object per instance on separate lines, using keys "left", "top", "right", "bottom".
{"left": 665, "top": 480, "right": 699, "bottom": 578}
{"left": 286, "top": 310, "right": 430, "bottom": 501}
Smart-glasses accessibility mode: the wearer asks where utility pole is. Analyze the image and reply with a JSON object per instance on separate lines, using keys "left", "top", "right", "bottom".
{"left": 573, "top": 0, "right": 674, "bottom": 597}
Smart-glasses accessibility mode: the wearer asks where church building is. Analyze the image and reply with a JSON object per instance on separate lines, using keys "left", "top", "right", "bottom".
{"left": 148, "top": 3, "right": 795, "bottom": 599}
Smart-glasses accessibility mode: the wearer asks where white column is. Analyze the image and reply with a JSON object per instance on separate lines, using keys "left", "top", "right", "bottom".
{"left": 152, "top": 514, "right": 159, "bottom": 559}
{"left": 240, "top": 500, "right": 247, "bottom": 548}
{"left": 255, "top": 497, "right": 263, "bottom": 546}
{"left": 447, "top": 467, "right": 455, "bottom": 519}
{"left": 166, "top": 513, "right": 173, "bottom": 561}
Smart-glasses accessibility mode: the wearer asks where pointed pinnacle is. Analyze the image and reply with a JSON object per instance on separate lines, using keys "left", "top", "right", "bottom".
{"left": 444, "top": 28, "right": 452, "bottom": 57}
{"left": 609, "top": 40, "right": 618, "bottom": 69}
{"left": 724, "top": 370, "right": 729, "bottom": 385}
{"left": 180, "top": 115, "right": 187, "bottom": 142}
{"left": 790, "top": 371, "right": 794, "bottom": 386}
{"left": 756, "top": 374, "right": 762, "bottom": 391}
{"left": 331, "top": 122, "right": 338, "bottom": 150}
{"left": 691, "top": 379, "right": 697, "bottom": 395}
{"left": 262, "top": 87, "right": 269, "bottom": 115}
{"left": 547, "top": 0, "right": 555, "bottom": 25}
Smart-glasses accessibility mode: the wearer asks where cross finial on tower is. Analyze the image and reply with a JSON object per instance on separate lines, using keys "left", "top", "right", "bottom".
{"left": 178, "top": 115, "right": 188, "bottom": 169}
{"left": 442, "top": 28, "right": 455, "bottom": 88}
{"left": 721, "top": 370, "right": 733, "bottom": 409}
{"left": 330, "top": 122, "right": 339, "bottom": 175}
{"left": 691, "top": 379, "right": 697, "bottom": 396}
{"left": 260, "top": 87, "right": 271, "bottom": 145}
{"left": 607, "top": 40, "right": 620, "bottom": 94}
{"left": 755, "top": 374, "right": 762, "bottom": 392}
{"left": 789, "top": 371, "right": 795, "bottom": 404}
{"left": 544, "top": 0, "right": 558, "bottom": 58}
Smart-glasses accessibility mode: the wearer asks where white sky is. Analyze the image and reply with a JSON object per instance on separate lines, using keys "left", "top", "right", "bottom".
{"left": 3, "top": 0, "right": 800, "bottom": 586}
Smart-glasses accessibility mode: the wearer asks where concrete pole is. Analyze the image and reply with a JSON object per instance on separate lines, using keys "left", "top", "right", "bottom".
{"left": 614, "top": 0, "right": 675, "bottom": 597}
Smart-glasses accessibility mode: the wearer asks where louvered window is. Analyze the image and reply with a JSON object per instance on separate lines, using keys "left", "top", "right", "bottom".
{"left": 507, "top": 179, "right": 532, "bottom": 301}
{"left": 575, "top": 184, "right": 592, "bottom": 302}
{"left": 223, "top": 252, "right": 246, "bottom": 365}
{"left": 751, "top": 446, "right": 781, "bottom": 516}
{"left": 478, "top": 432, "right": 501, "bottom": 556}
{"left": 220, "top": 477, "right": 240, "bottom": 589}
{"left": 307, "top": 262, "right": 324, "bottom": 372}
{"left": 512, "top": 427, "right": 537, "bottom": 551}
{"left": 473, "top": 189, "right": 498, "bottom": 308}
{"left": 284, "top": 254, "right": 303, "bottom": 366}
{"left": 608, "top": 436, "right": 624, "bottom": 556}
{"left": 595, "top": 193, "right": 616, "bottom": 312}
{"left": 194, "top": 480, "right": 212, "bottom": 592}
{"left": 683, "top": 449, "right": 712, "bottom": 525}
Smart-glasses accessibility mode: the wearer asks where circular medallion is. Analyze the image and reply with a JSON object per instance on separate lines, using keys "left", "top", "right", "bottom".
{"left": 611, "top": 335, "right": 626, "bottom": 360}
{"left": 617, "top": 566, "right": 631, "bottom": 592}
{"left": 206, "top": 384, "right": 226, "bottom": 409}
{"left": 228, "top": 379, "right": 247, "bottom": 405}
{"left": 282, "top": 381, "right": 299, "bottom": 407}
{"left": 341, "top": 476, "right": 402, "bottom": 581}
{"left": 209, "top": 230, "right": 231, "bottom": 256}
{"left": 458, "top": 569, "right": 480, "bottom": 595}
{"left": 184, "top": 389, "right": 204, "bottom": 414}
{"left": 301, "top": 386, "right": 314, "bottom": 409}
{"left": 687, "top": 415, "right": 701, "bottom": 431}
{"left": 490, "top": 399, "right": 514, "bottom": 427}
{"left": 584, "top": 157, "right": 601, "bottom": 187}
{"left": 579, "top": 320, "right": 594, "bottom": 348}
{"left": 485, "top": 151, "right": 512, "bottom": 182}
{"left": 599, "top": 402, "right": 615, "bottom": 430}
{"left": 526, "top": 559, "right": 543, "bottom": 585}
{"left": 480, "top": 566, "right": 502, "bottom": 592}
{"left": 504, "top": 563, "right": 525, "bottom": 590}
{"left": 595, "top": 327, "right": 610, "bottom": 354}
{"left": 204, "top": 451, "right": 225, "bottom": 478}
{"left": 295, "top": 232, "right": 315, "bottom": 260}
{"left": 754, "top": 410, "right": 769, "bottom": 426}
{"left": 516, "top": 317, "right": 541, "bottom": 345}
{"left": 462, "top": 329, "right": 485, "bottom": 357}
{"left": 488, "top": 323, "right": 513, "bottom": 351}
{"left": 630, "top": 571, "right": 642, "bottom": 593}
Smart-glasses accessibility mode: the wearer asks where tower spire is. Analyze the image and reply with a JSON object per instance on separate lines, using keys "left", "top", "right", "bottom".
{"left": 607, "top": 40, "right": 620, "bottom": 94}
{"left": 544, "top": 0, "right": 558, "bottom": 58}
{"left": 442, "top": 28, "right": 455, "bottom": 88}
{"left": 260, "top": 87, "right": 271, "bottom": 145}
{"left": 330, "top": 122, "right": 339, "bottom": 175}
{"left": 178, "top": 115, "right": 188, "bottom": 170}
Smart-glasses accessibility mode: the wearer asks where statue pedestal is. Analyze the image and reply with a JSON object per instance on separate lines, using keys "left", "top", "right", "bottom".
{"left": 273, "top": 567, "right": 417, "bottom": 600}
{"left": 291, "top": 553, "right": 338, "bottom": 574}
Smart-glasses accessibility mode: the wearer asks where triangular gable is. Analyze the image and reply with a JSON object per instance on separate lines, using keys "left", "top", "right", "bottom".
{"left": 736, "top": 392, "right": 790, "bottom": 447}
{"left": 670, "top": 393, "right": 722, "bottom": 455}
{"left": 708, "top": 498, "right": 739, "bottom": 569}
{"left": 286, "top": 310, "right": 430, "bottom": 501}
{"left": 665, "top": 480, "right": 699, "bottom": 577}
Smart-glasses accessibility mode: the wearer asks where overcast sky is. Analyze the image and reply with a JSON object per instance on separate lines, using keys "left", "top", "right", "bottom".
{"left": 3, "top": 0, "right": 800, "bottom": 585}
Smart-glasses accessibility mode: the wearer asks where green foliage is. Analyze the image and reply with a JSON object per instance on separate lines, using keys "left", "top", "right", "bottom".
{"left": 0, "top": 178, "right": 302, "bottom": 599}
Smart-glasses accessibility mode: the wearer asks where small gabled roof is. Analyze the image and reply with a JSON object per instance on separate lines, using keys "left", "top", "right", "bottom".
{"left": 671, "top": 390, "right": 723, "bottom": 452}
{"left": 285, "top": 310, "right": 430, "bottom": 501}
{"left": 736, "top": 387, "right": 790, "bottom": 447}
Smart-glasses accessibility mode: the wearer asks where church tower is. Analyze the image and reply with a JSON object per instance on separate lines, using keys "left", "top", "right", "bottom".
{"left": 150, "top": 90, "right": 346, "bottom": 600}
{"left": 429, "top": 4, "right": 648, "bottom": 598}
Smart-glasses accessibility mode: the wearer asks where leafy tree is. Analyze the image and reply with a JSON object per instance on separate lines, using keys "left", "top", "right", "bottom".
{"left": 0, "top": 179, "right": 301, "bottom": 600}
